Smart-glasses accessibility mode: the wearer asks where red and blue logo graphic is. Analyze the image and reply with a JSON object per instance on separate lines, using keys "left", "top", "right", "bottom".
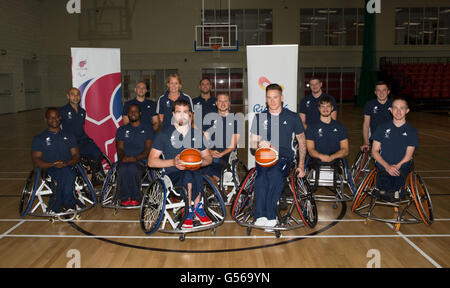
{"left": 79, "top": 72, "right": 122, "bottom": 162}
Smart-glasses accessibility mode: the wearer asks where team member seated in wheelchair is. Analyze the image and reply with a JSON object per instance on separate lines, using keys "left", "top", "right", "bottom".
{"left": 305, "top": 95, "right": 352, "bottom": 203}
{"left": 31, "top": 108, "right": 81, "bottom": 213}
{"left": 59, "top": 87, "right": 108, "bottom": 186}
{"left": 249, "top": 83, "right": 307, "bottom": 229}
{"left": 370, "top": 97, "right": 418, "bottom": 202}
{"left": 352, "top": 98, "right": 432, "bottom": 230}
{"left": 352, "top": 81, "right": 393, "bottom": 185}
{"left": 147, "top": 99, "right": 213, "bottom": 229}
{"left": 115, "top": 104, "right": 153, "bottom": 206}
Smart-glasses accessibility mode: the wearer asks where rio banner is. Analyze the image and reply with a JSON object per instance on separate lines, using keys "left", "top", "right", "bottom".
{"left": 246, "top": 45, "right": 299, "bottom": 168}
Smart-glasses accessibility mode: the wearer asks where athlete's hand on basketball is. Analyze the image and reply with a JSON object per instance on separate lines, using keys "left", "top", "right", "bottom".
{"left": 174, "top": 155, "right": 185, "bottom": 170}
{"left": 296, "top": 166, "right": 306, "bottom": 178}
{"left": 258, "top": 141, "right": 271, "bottom": 149}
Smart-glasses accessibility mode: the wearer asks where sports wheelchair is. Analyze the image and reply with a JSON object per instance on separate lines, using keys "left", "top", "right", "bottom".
{"left": 139, "top": 169, "right": 227, "bottom": 241}
{"left": 231, "top": 163, "right": 318, "bottom": 238}
{"left": 100, "top": 161, "right": 154, "bottom": 214}
{"left": 350, "top": 148, "right": 372, "bottom": 188}
{"left": 351, "top": 163, "right": 434, "bottom": 231}
{"left": 79, "top": 152, "right": 113, "bottom": 193}
{"left": 305, "top": 157, "right": 356, "bottom": 208}
{"left": 19, "top": 164, "right": 97, "bottom": 222}
{"left": 217, "top": 150, "right": 248, "bottom": 205}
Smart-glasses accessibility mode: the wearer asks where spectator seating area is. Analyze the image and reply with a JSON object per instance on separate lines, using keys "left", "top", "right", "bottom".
{"left": 380, "top": 62, "right": 450, "bottom": 107}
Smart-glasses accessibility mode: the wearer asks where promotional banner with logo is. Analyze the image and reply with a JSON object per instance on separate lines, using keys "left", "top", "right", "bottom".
{"left": 246, "top": 45, "right": 298, "bottom": 168}
{"left": 71, "top": 47, "right": 122, "bottom": 162}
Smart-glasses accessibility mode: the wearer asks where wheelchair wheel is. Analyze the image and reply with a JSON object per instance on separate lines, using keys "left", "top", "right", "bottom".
{"left": 352, "top": 168, "right": 377, "bottom": 212}
{"left": 290, "top": 169, "right": 318, "bottom": 228}
{"left": 231, "top": 168, "right": 256, "bottom": 219}
{"left": 73, "top": 164, "right": 97, "bottom": 208}
{"left": 232, "top": 159, "right": 248, "bottom": 192}
{"left": 19, "top": 169, "right": 40, "bottom": 217}
{"left": 351, "top": 149, "right": 370, "bottom": 186}
{"left": 140, "top": 179, "right": 166, "bottom": 235}
{"left": 409, "top": 172, "right": 434, "bottom": 226}
{"left": 100, "top": 163, "right": 119, "bottom": 207}
{"left": 202, "top": 176, "right": 226, "bottom": 223}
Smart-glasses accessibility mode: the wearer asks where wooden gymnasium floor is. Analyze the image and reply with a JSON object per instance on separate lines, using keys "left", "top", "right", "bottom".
{"left": 0, "top": 105, "right": 448, "bottom": 268}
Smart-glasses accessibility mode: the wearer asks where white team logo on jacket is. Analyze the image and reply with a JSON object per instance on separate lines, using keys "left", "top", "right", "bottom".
{"left": 384, "top": 129, "right": 391, "bottom": 139}
{"left": 373, "top": 106, "right": 378, "bottom": 114}
{"left": 45, "top": 137, "right": 52, "bottom": 146}
{"left": 67, "top": 111, "right": 72, "bottom": 119}
{"left": 318, "top": 128, "right": 323, "bottom": 137}
{"left": 125, "top": 130, "right": 130, "bottom": 138}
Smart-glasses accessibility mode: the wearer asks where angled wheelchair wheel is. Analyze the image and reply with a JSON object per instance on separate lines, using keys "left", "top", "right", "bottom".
{"left": 140, "top": 179, "right": 166, "bottom": 235}
{"left": 232, "top": 159, "right": 248, "bottom": 191}
{"left": 231, "top": 168, "right": 256, "bottom": 220}
{"left": 352, "top": 168, "right": 377, "bottom": 212}
{"left": 409, "top": 172, "right": 434, "bottom": 226}
{"left": 19, "top": 168, "right": 40, "bottom": 217}
{"left": 290, "top": 169, "right": 318, "bottom": 228}
{"left": 351, "top": 149, "right": 370, "bottom": 186}
{"left": 73, "top": 164, "right": 97, "bottom": 209}
{"left": 202, "top": 176, "right": 226, "bottom": 224}
{"left": 100, "top": 163, "right": 119, "bottom": 207}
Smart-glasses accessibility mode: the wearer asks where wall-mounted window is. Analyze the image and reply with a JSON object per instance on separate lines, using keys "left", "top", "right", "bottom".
{"left": 395, "top": 7, "right": 450, "bottom": 45}
{"left": 300, "top": 8, "right": 365, "bottom": 46}
{"left": 203, "top": 9, "right": 272, "bottom": 46}
{"left": 301, "top": 67, "right": 360, "bottom": 104}
{"left": 122, "top": 69, "right": 178, "bottom": 101}
{"left": 201, "top": 68, "right": 244, "bottom": 105}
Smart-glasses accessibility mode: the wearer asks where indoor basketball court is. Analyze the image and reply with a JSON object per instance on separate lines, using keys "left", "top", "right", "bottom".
{"left": 0, "top": 0, "right": 449, "bottom": 270}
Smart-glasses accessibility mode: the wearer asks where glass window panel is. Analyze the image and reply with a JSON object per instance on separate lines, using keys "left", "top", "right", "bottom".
{"left": 395, "top": 8, "right": 409, "bottom": 45}
{"left": 344, "top": 8, "right": 357, "bottom": 46}
{"left": 230, "top": 9, "right": 244, "bottom": 46}
{"left": 300, "top": 9, "right": 314, "bottom": 46}
{"left": 438, "top": 7, "right": 450, "bottom": 44}
{"left": 245, "top": 9, "right": 259, "bottom": 45}
{"left": 409, "top": 8, "right": 424, "bottom": 45}
{"left": 313, "top": 9, "right": 328, "bottom": 46}
{"left": 328, "top": 8, "right": 344, "bottom": 46}
{"left": 424, "top": 7, "right": 438, "bottom": 44}
{"left": 259, "top": 9, "right": 273, "bottom": 45}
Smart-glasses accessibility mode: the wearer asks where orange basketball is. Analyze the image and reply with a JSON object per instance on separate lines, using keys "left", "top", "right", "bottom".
{"left": 255, "top": 147, "right": 279, "bottom": 168}
{"left": 179, "top": 148, "right": 202, "bottom": 171}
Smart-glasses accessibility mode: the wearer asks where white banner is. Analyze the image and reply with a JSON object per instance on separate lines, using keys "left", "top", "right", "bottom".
{"left": 246, "top": 45, "right": 299, "bottom": 168}
{"left": 71, "top": 47, "right": 122, "bottom": 162}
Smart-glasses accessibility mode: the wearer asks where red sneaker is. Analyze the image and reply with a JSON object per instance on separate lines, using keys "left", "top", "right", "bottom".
{"left": 195, "top": 203, "right": 212, "bottom": 225}
{"left": 181, "top": 207, "right": 195, "bottom": 229}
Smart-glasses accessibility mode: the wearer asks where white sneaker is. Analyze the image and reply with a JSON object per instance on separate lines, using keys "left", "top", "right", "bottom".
{"left": 254, "top": 217, "right": 268, "bottom": 226}
{"left": 266, "top": 219, "right": 277, "bottom": 227}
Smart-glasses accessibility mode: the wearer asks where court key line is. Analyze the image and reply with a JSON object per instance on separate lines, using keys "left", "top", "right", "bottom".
{"left": 385, "top": 223, "right": 442, "bottom": 268}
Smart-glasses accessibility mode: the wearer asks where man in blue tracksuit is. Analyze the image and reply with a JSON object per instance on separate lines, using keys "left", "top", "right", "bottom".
{"left": 250, "top": 84, "right": 307, "bottom": 230}
{"left": 59, "top": 87, "right": 103, "bottom": 185}
{"left": 115, "top": 104, "right": 154, "bottom": 206}
{"left": 299, "top": 77, "right": 338, "bottom": 130}
{"left": 361, "top": 81, "right": 393, "bottom": 151}
{"left": 122, "top": 81, "right": 160, "bottom": 132}
{"left": 371, "top": 97, "right": 418, "bottom": 201}
{"left": 31, "top": 108, "right": 80, "bottom": 213}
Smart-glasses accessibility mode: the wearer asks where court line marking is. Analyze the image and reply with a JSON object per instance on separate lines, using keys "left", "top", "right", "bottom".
{"left": 418, "top": 132, "right": 450, "bottom": 143}
{"left": 0, "top": 220, "right": 25, "bottom": 240}
{"left": 2, "top": 233, "right": 450, "bottom": 240}
{"left": 386, "top": 223, "right": 442, "bottom": 268}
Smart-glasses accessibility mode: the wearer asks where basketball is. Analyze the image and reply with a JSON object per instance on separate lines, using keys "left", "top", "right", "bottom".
{"left": 255, "top": 147, "right": 279, "bottom": 168}
{"left": 179, "top": 148, "right": 202, "bottom": 170}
